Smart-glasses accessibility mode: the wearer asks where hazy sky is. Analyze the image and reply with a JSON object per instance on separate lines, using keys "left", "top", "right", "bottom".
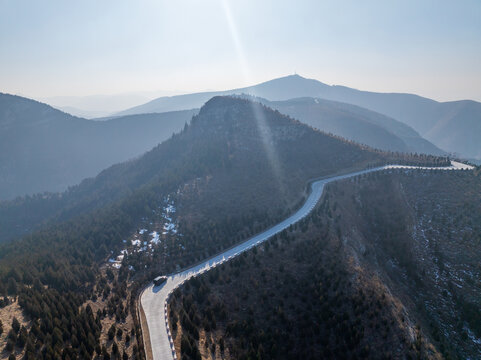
{"left": 1, "top": 0, "right": 480, "bottom": 102}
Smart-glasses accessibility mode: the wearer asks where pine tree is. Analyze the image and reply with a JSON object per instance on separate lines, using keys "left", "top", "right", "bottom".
{"left": 16, "top": 325, "right": 28, "bottom": 348}
{"left": 11, "top": 317, "right": 20, "bottom": 333}
{"left": 108, "top": 324, "right": 116, "bottom": 340}
{"left": 7, "top": 278, "right": 17, "bottom": 295}
{"left": 112, "top": 340, "right": 119, "bottom": 355}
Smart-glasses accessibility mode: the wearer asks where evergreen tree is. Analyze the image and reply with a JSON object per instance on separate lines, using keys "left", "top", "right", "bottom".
{"left": 7, "top": 278, "right": 17, "bottom": 295}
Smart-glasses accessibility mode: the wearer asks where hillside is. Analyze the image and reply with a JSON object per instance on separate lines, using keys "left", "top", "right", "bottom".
{"left": 329, "top": 169, "right": 481, "bottom": 358}
{"left": 0, "top": 96, "right": 450, "bottom": 245}
{"left": 117, "top": 74, "right": 481, "bottom": 160}
{"left": 168, "top": 223, "right": 440, "bottom": 360}
{"left": 169, "top": 168, "right": 481, "bottom": 360}
{"left": 116, "top": 94, "right": 445, "bottom": 156}
{"left": 0, "top": 93, "right": 196, "bottom": 199}
{"left": 0, "top": 96, "right": 450, "bottom": 359}
{"left": 254, "top": 96, "right": 444, "bottom": 155}
{"left": 426, "top": 100, "right": 481, "bottom": 159}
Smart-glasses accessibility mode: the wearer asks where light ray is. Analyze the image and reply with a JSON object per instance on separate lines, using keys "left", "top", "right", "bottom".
{"left": 220, "top": 0, "right": 285, "bottom": 192}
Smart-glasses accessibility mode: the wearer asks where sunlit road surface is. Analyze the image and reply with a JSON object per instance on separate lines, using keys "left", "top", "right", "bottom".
{"left": 140, "top": 161, "right": 473, "bottom": 360}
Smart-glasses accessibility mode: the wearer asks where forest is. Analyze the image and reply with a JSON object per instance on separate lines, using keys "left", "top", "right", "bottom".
{"left": 321, "top": 168, "right": 481, "bottom": 358}
{"left": 0, "top": 97, "right": 454, "bottom": 359}
{"left": 168, "top": 197, "right": 435, "bottom": 359}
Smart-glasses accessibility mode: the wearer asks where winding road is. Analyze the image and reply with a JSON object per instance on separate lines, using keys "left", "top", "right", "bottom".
{"left": 140, "top": 161, "right": 473, "bottom": 360}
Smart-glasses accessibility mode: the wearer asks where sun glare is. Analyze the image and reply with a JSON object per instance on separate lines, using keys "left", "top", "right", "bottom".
{"left": 220, "top": 0, "right": 285, "bottom": 192}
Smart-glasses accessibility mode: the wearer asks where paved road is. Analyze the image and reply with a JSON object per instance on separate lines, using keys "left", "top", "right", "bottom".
{"left": 140, "top": 161, "right": 472, "bottom": 360}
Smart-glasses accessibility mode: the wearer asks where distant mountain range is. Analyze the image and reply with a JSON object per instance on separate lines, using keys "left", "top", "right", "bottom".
{"left": 0, "top": 86, "right": 450, "bottom": 200}
{"left": 117, "top": 74, "right": 481, "bottom": 160}
{"left": 246, "top": 96, "right": 444, "bottom": 155}
{"left": 1, "top": 89, "right": 446, "bottom": 200}
{"left": 0, "top": 93, "right": 195, "bottom": 199}
{"left": 2, "top": 74, "right": 477, "bottom": 199}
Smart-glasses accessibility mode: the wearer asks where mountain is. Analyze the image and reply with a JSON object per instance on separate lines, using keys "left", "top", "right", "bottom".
{"left": 0, "top": 96, "right": 383, "bottom": 243}
{"left": 426, "top": 100, "right": 481, "bottom": 159}
{"left": 1, "top": 90, "right": 445, "bottom": 201}
{"left": 0, "top": 96, "right": 449, "bottom": 244}
{"left": 115, "top": 74, "right": 336, "bottom": 116}
{"left": 117, "top": 74, "right": 481, "bottom": 159}
{"left": 0, "top": 93, "right": 196, "bottom": 199}
{"left": 115, "top": 93, "right": 445, "bottom": 156}
{"left": 0, "top": 96, "right": 452, "bottom": 359}
{"left": 251, "top": 96, "right": 444, "bottom": 155}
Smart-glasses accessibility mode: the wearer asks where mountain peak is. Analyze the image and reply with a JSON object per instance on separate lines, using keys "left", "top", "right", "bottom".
{"left": 199, "top": 95, "right": 261, "bottom": 113}
{"left": 283, "top": 73, "right": 306, "bottom": 79}
{"left": 194, "top": 96, "right": 270, "bottom": 126}
{"left": 188, "top": 96, "right": 311, "bottom": 145}
{"left": 256, "top": 73, "right": 327, "bottom": 88}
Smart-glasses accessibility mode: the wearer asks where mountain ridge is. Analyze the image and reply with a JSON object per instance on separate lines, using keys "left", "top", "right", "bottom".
{"left": 0, "top": 96, "right": 447, "bottom": 244}
{"left": 0, "top": 90, "right": 446, "bottom": 200}
{"left": 246, "top": 95, "right": 444, "bottom": 155}
{"left": 116, "top": 75, "right": 481, "bottom": 159}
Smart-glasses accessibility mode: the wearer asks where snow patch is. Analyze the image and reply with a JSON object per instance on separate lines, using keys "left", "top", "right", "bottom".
{"left": 164, "top": 204, "right": 176, "bottom": 214}
{"left": 108, "top": 251, "right": 126, "bottom": 269}
{"left": 132, "top": 239, "right": 141, "bottom": 246}
{"left": 163, "top": 222, "right": 177, "bottom": 234}
{"left": 150, "top": 231, "right": 160, "bottom": 244}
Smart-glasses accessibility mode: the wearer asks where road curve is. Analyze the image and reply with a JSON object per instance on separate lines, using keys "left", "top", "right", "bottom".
{"left": 140, "top": 161, "right": 472, "bottom": 360}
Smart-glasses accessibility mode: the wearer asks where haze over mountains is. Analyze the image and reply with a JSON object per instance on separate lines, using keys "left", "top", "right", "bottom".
{"left": 245, "top": 96, "right": 444, "bottom": 156}
{"left": 1, "top": 84, "right": 445, "bottom": 200}
{"left": 0, "top": 93, "right": 195, "bottom": 199}
{"left": 117, "top": 74, "right": 481, "bottom": 160}
{"left": 40, "top": 90, "right": 182, "bottom": 118}
{"left": 0, "top": 96, "right": 383, "bottom": 243}
{"left": 1, "top": 74, "right": 478, "bottom": 201}
{"left": 0, "top": 96, "right": 444, "bottom": 244}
